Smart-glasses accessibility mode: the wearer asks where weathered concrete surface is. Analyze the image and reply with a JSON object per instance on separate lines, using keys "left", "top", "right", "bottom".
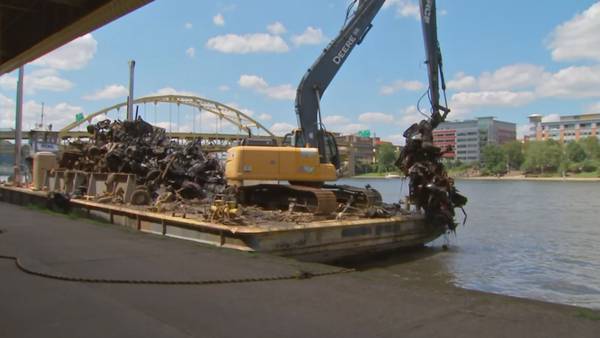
{"left": 0, "top": 202, "right": 598, "bottom": 338}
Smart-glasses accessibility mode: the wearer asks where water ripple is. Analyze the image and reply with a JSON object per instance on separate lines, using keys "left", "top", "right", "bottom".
{"left": 341, "top": 178, "right": 600, "bottom": 310}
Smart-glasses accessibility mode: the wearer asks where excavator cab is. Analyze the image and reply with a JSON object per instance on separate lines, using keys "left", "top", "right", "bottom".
{"left": 282, "top": 129, "right": 305, "bottom": 147}
{"left": 282, "top": 129, "right": 340, "bottom": 169}
{"left": 323, "top": 131, "right": 340, "bottom": 170}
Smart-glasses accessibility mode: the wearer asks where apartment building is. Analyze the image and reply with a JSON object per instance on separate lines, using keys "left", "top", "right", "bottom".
{"left": 528, "top": 113, "right": 599, "bottom": 142}
{"left": 433, "top": 117, "right": 516, "bottom": 162}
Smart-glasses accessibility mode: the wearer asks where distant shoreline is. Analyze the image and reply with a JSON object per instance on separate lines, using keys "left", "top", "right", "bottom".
{"left": 348, "top": 174, "right": 600, "bottom": 182}
{"left": 454, "top": 175, "right": 600, "bottom": 182}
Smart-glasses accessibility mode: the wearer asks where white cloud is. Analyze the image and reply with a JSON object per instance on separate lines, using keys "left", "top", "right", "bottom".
{"left": 0, "top": 94, "right": 15, "bottom": 129}
{"left": 384, "top": 133, "right": 407, "bottom": 146}
{"left": 83, "top": 84, "right": 128, "bottom": 101}
{"left": 0, "top": 73, "right": 17, "bottom": 91}
{"left": 541, "top": 114, "right": 561, "bottom": 123}
{"left": 239, "top": 74, "right": 267, "bottom": 88}
{"left": 186, "top": 47, "right": 196, "bottom": 58}
{"left": 291, "top": 27, "right": 326, "bottom": 46}
{"left": 380, "top": 80, "right": 424, "bottom": 95}
{"left": 447, "top": 72, "right": 477, "bottom": 91}
{"left": 448, "top": 64, "right": 548, "bottom": 92}
{"left": 31, "top": 34, "right": 97, "bottom": 70}
{"left": 0, "top": 94, "right": 83, "bottom": 130}
{"left": 548, "top": 2, "right": 600, "bottom": 62}
{"left": 586, "top": 101, "right": 600, "bottom": 113}
{"left": 536, "top": 65, "right": 600, "bottom": 98}
{"left": 447, "top": 63, "right": 600, "bottom": 105}
{"left": 145, "top": 87, "right": 200, "bottom": 97}
{"left": 358, "top": 112, "right": 394, "bottom": 124}
{"left": 258, "top": 113, "right": 272, "bottom": 121}
{"left": 184, "top": 22, "right": 193, "bottom": 29}
{"left": 450, "top": 91, "right": 536, "bottom": 111}
{"left": 321, "top": 115, "right": 368, "bottom": 135}
{"left": 267, "top": 22, "right": 287, "bottom": 35}
{"left": 206, "top": 33, "right": 289, "bottom": 53}
{"left": 323, "top": 115, "right": 349, "bottom": 126}
{"left": 27, "top": 68, "right": 73, "bottom": 94}
{"left": 383, "top": 0, "right": 420, "bottom": 20}
{"left": 516, "top": 124, "right": 531, "bottom": 139}
{"left": 218, "top": 85, "right": 230, "bottom": 92}
{"left": 225, "top": 102, "right": 255, "bottom": 117}
{"left": 238, "top": 74, "right": 295, "bottom": 100}
{"left": 152, "top": 110, "right": 244, "bottom": 134}
{"left": 213, "top": 13, "right": 225, "bottom": 26}
{"left": 270, "top": 122, "right": 295, "bottom": 136}
{"left": 479, "top": 64, "right": 548, "bottom": 91}
{"left": 0, "top": 68, "right": 73, "bottom": 94}
{"left": 336, "top": 123, "right": 367, "bottom": 135}
{"left": 395, "top": 105, "right": 425, "bottom": 132}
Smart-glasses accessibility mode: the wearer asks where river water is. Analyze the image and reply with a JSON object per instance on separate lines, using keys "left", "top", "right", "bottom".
{"left": 339, "top": 178, "right": 600, "bottom": 310}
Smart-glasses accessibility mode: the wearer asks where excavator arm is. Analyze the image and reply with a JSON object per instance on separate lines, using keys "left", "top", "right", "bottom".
{"left": 419, "top": 0, "right": 450, "bottom": 128}
{"left": 394, "top": 0, "right": 467, "bottom": 231}
{"left": 295, "top": 0, "right": 386, "bottom": 162}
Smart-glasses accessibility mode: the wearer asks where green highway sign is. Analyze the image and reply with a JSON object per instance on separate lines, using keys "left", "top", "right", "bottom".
{"left": 357, "top": 130, "right": 371, "bottom": 138}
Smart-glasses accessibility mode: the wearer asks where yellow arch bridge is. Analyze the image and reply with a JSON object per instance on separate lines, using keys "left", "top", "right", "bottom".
{"left": 1, "top": 95, "right": 279, "bottom": 152}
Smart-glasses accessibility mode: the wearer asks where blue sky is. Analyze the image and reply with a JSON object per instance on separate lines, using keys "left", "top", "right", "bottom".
{"left": 1, "top": 0, "right": 600, "bottom": 144}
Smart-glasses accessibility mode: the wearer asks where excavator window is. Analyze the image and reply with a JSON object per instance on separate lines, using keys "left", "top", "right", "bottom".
{"left": 324, "top": 132, "right": 340, "bottom": 169}
{"left": 282, "top": 133, "right": 292, "bottom": 146}
{"left": 282, "top": 130, "right": 306, "bottom": 147}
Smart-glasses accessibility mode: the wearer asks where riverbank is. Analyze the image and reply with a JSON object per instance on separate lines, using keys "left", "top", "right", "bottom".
{"left": 454, "top": 175, "right": 600, "bottom": 182}
{"left": 1, "top": 202, "right": 599, "bottom": 337}
{"left": 350, "top": 173, "right": 600, "bottom": 182}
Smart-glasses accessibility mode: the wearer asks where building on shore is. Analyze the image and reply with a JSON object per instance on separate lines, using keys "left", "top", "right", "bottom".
{"left": 334, "top": 134, "right": 400, "bottom": 176}
{"left": 527, "top": 113, "right": 599, "bottom": 142}
{"left": 335, "top": 134, "right": 376, "bottom": 176}
{"left": 433, "top": 117, "right": 516, "bottom": 163}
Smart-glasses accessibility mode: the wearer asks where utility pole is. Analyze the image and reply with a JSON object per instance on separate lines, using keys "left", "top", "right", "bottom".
{"left": 127, "top": 60, "right": 135, "bottom": 121}
{"left": 40, "top": 102, "right": 44, "bottom": 129}
{"left": 13, "top": 66, "right": 24, "bottom": 185}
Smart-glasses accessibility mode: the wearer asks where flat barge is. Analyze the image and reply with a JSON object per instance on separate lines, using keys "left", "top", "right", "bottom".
{"left": 0, "top": 184, "right": 443, "bottom": 262}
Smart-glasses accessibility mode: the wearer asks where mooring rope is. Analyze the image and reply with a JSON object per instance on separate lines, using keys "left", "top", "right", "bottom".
{"left": 0, "top": 254, "right": 355, "bottom": 285}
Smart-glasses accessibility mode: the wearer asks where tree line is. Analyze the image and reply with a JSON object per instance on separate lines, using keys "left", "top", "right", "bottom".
{"left": 476, "top": 137, "right": 600, "bottom": 176}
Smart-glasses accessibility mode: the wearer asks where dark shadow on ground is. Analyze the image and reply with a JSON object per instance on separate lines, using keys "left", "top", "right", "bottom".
{"left": 331, "top": 244, "right": 448, "bottom": 270}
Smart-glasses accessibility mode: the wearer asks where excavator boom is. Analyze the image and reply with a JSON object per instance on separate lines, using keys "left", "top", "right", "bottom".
{"left": 419, "top": 0, "right": 449, "bottom": 128}
{"left": 295, "top": 0, "right": 386, "bottom": 160}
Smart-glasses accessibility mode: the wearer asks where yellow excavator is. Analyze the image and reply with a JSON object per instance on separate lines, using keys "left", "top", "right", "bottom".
{"left": 225, "top": 0, "right": 446, "bottom": 215}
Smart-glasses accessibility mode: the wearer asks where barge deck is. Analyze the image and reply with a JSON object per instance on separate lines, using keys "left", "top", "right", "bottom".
{"left": 0, "top": 184, "right": 443, "bottom": 262}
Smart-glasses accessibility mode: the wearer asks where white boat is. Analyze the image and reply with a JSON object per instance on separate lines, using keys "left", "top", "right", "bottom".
{"left": 385, "top": 173, "right": 402, "bottom": 179}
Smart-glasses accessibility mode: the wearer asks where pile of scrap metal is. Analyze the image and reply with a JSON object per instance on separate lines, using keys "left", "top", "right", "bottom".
{"left": 395, "top": 115, "right": 468, "bottom": 232}
{"left": 59, "top": 117, "right": 227, "bottom": 207}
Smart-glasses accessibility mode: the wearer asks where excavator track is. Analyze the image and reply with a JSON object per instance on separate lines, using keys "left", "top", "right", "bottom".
{"left": 238, "top": 184, "right": 337, "bottom": 215}
{"left": 323, "top": 184, "right": 383, "bottom": 209}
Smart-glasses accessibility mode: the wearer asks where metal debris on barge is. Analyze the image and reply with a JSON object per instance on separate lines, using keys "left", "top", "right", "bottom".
{"left": 0, "top": 0, "right": 468, "bottom": 262}
{"left": 0, "top": 116, "right": 462, "bottom": 262}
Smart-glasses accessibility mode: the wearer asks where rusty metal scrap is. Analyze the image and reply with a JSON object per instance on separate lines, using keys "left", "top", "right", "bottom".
{"left": 60, "top": 117, "right": 227, "bottom": 205}
{"left": 396, "top": 119, "right": 467, "bottom": 231}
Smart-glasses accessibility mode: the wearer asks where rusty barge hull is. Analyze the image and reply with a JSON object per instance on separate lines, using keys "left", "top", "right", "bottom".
{"left": 0, "top": 185, "right": 443, "bottom": 262}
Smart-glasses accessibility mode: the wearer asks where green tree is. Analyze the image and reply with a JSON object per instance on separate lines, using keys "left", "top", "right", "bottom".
{"left": 481, "top": 144, "right": 506, "bottom": 175}
{"left": 565, "top": 141, "right": 586, "bottom": 162}
{"left": 543, "top": 139, "right": 564, "bottom": 172}
{"left": 580, "top": 136, "right": 600, "bottom": 160}
{"left": 502, "top": 141, "right": 524, "bottom": 170}
{"left": 523, "top": 140, "right": 563, "bottom": 174}
{"left": 522, "top": 141, "right": 545, "bottom": 173}
{"left": 376, "top": 143, "right": 397, "bottom": 173}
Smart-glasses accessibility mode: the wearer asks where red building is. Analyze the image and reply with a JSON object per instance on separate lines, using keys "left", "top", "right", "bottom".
{"left": 432, "top": 117, "right": 516, "bottom": 162}
{"left": 433, "top": 129, "right": 456, "bottom": 159}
